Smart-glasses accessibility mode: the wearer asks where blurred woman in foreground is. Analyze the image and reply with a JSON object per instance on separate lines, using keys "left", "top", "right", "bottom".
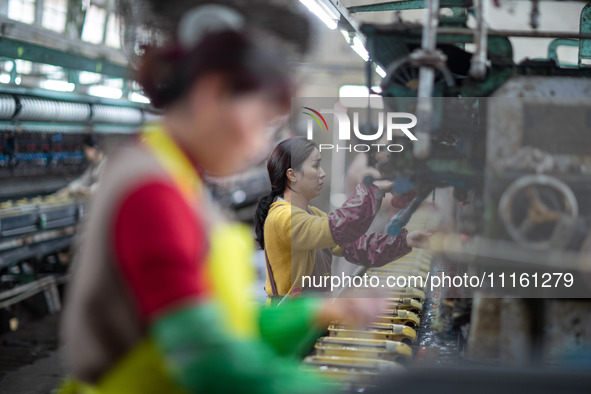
{"left": 60, "top": 2, "right": 382, "bottom": 394}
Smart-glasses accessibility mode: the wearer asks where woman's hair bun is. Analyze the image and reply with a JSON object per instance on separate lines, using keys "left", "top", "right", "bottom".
{"left": 118, "top": 0, "right": 312, "bottom": 60}
{"left": 117, "top": 0, "right": 313, "bottom": 108}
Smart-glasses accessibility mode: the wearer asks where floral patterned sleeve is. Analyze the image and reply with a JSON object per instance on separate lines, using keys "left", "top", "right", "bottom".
{"left": 327, "top": 183, "right": 384, "bottom": 245}
{"left": 339, "top": 229, "right": 412, "bottom": 267}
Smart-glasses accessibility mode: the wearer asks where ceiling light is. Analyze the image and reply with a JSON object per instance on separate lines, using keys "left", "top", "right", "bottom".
{"left": 376, "top": 65, "right": 387, "bottom": 78}
{"left": 88, "top": 85, "right": 122, "bottom": 99}
{"left": 41, "top": 80, "right": 75, "bottom": 92}
{"left": 351, "top": 35, "right": 369, "bottom": 61}
{"left": 129, "top": 92, "right": 150, "bottom": 104}
{"left": 299, "top": 0, "right": 339, "bottom": 30}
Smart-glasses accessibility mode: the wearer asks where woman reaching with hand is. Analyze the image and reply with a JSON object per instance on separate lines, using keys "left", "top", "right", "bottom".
{"left": 255, "top": 137, "right": 431, "bottom": 299}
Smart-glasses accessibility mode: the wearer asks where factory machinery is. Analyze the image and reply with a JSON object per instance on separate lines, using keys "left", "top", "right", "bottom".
{"left": 303, "top": 209, "right": 434, "bottom": 389}
{"left": 0, "top": 89, "right": 155, "bottom": 331}
{"left": 2, "top": 0, "right": 591, "bottom": 390}
{"left": 299, "top": 0, "right": 591, "bottom": 390}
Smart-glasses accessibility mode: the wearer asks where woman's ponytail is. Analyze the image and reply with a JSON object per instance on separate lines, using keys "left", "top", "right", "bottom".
{"left": 254, "top": 137, "right": 317, "bottom": 249}
{"left": 254, "top": 191, "right": 280, "bottom": 249}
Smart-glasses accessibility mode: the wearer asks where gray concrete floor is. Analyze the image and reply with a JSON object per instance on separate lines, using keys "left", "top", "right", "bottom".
{"left": 0, "top": 350, "right": 63, "bottom": 394}
{"left": 0, "top": 313, "right": 65, "bottom": 394}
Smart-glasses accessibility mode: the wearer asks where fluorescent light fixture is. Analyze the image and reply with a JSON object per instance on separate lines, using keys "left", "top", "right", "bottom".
{"left": 14, "top": 60, "right": 32, "bottom": 74}
{"left": 130, "top": 92, "right": 150, "bottom": 104}
{"left": 340, "top": 29, "right": 350, "bottom": 41}
{"left": 88, "top": 85, "right": 122, "bottom": 99}
{"left": 376, "top": 65, "right": 387, "bottom": 78}
{"left": 341, "top": 29, "right": 372, "bottom": 63}
{"left": 14, "top": 76, "right": 21, "bottom": 85}
{"left": 351, "top": 36, "right": 369, "bottom": 61}
{"left": 0, "top": 74, "right": 10, "bottom": 84}
{"left": 299, "top": 0, "right": 339, "bottom": 30}
{"left": 41, "top": 80, "right": 75, "bottom": 92}
{"left": 79, "top": 71, "right": 102, "bottom": 84}
{"left": 104, "top": 78, "right": 124, "bottom": 88}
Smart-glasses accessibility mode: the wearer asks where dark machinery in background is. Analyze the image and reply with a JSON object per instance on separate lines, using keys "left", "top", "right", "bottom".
{"left": 209, "top": 170, "right": 272, "bottom": 223}
{"left": 0, "top": 91, "right": 154, "bottom": 199}
{"left": 356, "top": 1, "right": 591, "bottom": 234}
{"left": 0, "top": 4, "right": 159, "bottom": 328}
{"left": 0, "top": 88, "right": 155, "bottom": 332}
{"left": 321, "top": 0, "right": 591, "bottom": 384}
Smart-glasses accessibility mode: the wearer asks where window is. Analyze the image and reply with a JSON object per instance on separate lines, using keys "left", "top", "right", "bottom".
{"left": 105, "top": 13, "right": 121, "bottom": 48}
{"left": 81, "top": 5, "right": 106, "bottom": 44}
{"left": 104, "top": 78, "right": 123, "bottom": 88}
{"left": 8, "top": 0, "right": 35, "bottom": 24}
{"left": 79, "top": 71, "right": 102, "bottom": 84}
{"left": 40, "top": 64, "right": 65, "bottom": 79}
{"left": 14, "top": 59, "right": 33, "bottom": 74}
{"left": 43, "top": 0, "right": 67, "bottom": 33}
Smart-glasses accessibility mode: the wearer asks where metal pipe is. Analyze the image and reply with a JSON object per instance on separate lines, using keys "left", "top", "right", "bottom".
{"left": 413, "top": 0, "right": 440, "bottom": 160}
{"left": 429, "top": 233, "right": 591, "bottom": 274}
{"left": 469, "top": 0, "right": 488, "bottom": 80}
{"left": 347, "top": 0, "right": 590, "bottom": 14}
{"left": 437, "top": 27, "right": 591, "bottom": 39}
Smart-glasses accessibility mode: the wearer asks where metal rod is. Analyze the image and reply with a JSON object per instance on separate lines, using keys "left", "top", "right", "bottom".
{"left": 348, "top": 0, "right": 588, "bottom": 13}
{"left": 413, "top": 0, "right": 440, "bottom": 160}
{"left": 429, "top": 233, "right": 591, "bottom": 274}
{"left": 366, "top": 35, "right": 373, "bottom": 128}
{"left": 469, "top": 0, "right": 488, "bottom": 80}
{"left": 319, "top": 338, "right": 387, "bottom": 348}
{"left": 349, "top": 0, "right": 467, "bottom": 13}
{"left": 437, "top": 27, "right": 591, "bottom": 39}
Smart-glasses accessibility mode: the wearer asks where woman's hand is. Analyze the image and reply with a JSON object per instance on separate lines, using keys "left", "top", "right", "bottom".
{"left": 75, "top": 186, "right": 92, "bottom": 197}
{"left": 360, "top": 168, "right": 393, "bottom": 194}
{"left": 316, "top": 296, "right": 385, "bottom": 328}
{"left": 373, "top": 180, "right": 394, "bottom": 193}
{"left": 406, "top": 230, "right": 432, "bottom": 249}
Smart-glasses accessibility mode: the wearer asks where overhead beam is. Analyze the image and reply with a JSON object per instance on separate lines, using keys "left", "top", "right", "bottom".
{"left": 326, "top": 0, "right": 363, "bottom": 36}
{"left": 348, "top": 0, "right": 472, "bottom": 13}
{"left": 0, "top": 15, "right": 128, "bottom": 67}
{"left": 348, "top": 0, "right": 589, "bottom": 13}
{"left": 0, "top": 36, "right": 130, "bottom": 78}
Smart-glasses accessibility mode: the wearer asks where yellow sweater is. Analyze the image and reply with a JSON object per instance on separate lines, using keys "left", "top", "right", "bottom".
{"left": 264, "top": 200, "right": 343, "bottom": 296}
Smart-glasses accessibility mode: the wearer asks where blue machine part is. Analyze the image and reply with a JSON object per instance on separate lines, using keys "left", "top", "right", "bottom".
{"left": 392, "top": 176, "right": 415, "bottom": 195}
